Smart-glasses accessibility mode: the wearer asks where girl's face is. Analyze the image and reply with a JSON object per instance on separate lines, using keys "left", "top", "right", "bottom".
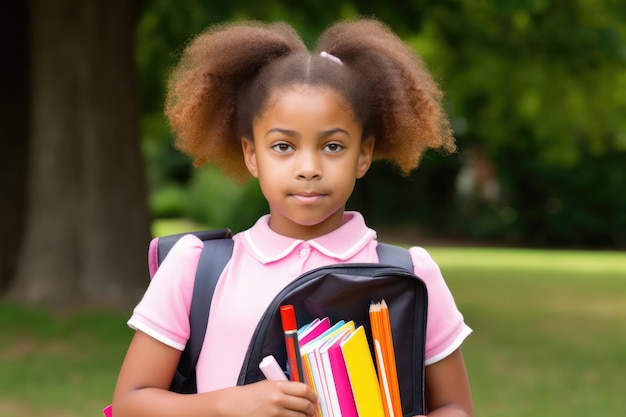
{"left": 242, "top": 85, "right": 374, "bottom": 240}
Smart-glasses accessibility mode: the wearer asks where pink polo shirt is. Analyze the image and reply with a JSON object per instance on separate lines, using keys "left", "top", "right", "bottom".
{"left": 128, "top": 211, "right": 471, "bottom": 393}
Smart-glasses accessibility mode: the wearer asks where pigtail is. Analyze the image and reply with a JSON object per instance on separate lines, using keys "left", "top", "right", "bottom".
{"left": 315, "top": 19, "right": 455, "bottom": 174}
{"left": 165, "top": 21, "right": 307, "bottom": 180}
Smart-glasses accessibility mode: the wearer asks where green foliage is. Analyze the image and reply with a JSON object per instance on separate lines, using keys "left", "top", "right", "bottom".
{"left": 349, "top": 150, "right": 462, "bottom": 230}
{"left": 181, "top": 165, "right": 267, "bottom": 233}
{"left": 406, "top": 0, "right": 626, "bottom": 245}
{"left": 149, "top": 182, "right": 187, "bottom": 218}
{"left": 136, "top": 0, "right": 626, "bottom": 248}
{"left": 504, "top": 150, "right": 626, "bottom": 247}
{"left": 151, "top": 217, "right": 210, "bottom": 238}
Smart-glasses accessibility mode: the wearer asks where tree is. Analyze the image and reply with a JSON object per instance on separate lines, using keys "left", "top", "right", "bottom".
{"left": 0, "top": 3, "right": 29, "bottom": 294}
{"left": 6, "top": 0, "right": 151, "bottom": 308}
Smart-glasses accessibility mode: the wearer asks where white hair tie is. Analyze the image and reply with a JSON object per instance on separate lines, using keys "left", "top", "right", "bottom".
{"left": 320, "top": 51, "right": 343, "bottom": 65}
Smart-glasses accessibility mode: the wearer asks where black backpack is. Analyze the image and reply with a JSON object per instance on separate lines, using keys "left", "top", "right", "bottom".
{"left": 105, "top": 229, "right": 428, "bottom": 417}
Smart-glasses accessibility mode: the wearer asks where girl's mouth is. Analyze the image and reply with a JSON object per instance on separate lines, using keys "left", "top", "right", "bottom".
{"left": 291, "top": 192, "right": 325, "bottom": 203}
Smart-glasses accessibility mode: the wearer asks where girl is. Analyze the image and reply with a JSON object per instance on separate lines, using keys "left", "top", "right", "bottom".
{"left": 113, "top": 18, "right": 473, "bottom": 417}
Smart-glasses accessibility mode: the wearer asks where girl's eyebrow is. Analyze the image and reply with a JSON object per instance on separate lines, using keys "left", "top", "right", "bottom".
{"left": 318, "top": 128, "right": 349, "bottom": 139}
{"left": 265, "top": 127, "right": 349, "bottom": 139}
{"left": 265, "top": 128, "right": 298, "bottom": 138}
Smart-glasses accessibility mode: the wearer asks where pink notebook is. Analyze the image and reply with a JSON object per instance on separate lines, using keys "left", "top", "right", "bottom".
{"left": 326, "top": 332, "right": 358, "bottom": 417}
{"left": 299, "top": 317, "right": 331, "bottom": 346}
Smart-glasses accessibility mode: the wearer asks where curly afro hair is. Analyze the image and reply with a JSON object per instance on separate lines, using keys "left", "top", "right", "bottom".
{"left": 165, "top": 18, "right": 455, "bottom": 181}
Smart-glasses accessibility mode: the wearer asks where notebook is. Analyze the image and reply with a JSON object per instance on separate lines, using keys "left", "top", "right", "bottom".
{"left": 300, "top": 320, "right": 354, "bottom": 416}
{"left": 341, "top": 325, "right": 386, "bottom": 417}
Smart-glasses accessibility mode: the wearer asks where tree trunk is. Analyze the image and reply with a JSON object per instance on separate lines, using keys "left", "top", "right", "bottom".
{"left": 8, "top": 0, "right": 151, "bottom": 309}
{"left": 0, "top": 3, "right": 30, "bottom": 294}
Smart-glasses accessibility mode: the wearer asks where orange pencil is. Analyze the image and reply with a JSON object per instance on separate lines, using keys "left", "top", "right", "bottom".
{"left": 380, "top": 300, "right": 402, "bottom": 416}
{"left": 377, "top": 301, "right": 397, "bottom": 417}
{"left": 370, "top": 302, "right": 392, "bottom": 417}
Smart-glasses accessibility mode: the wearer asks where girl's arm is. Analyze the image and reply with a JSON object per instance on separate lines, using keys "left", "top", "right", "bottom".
{"left": 419, "top": 348, "right": 474, "bottom": 417}
{"left": 112, "top": 330, "right": 318, "bottom": 417}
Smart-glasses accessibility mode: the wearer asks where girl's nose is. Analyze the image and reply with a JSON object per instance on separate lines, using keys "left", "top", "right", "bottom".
{"left": 295, "top": 150, "right": 322, "bottom": 180}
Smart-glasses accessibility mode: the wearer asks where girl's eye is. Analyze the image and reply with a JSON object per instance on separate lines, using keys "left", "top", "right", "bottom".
{"left": 323, "top": 143, "right": 344, "bottom": 153}
{"left": 271, "top": 143, "right": 293, "bottom": 153}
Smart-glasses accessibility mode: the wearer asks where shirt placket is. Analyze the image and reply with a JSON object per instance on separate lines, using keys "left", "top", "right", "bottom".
{"left": 295, "top": 242, "right": 312, "bottom": 274}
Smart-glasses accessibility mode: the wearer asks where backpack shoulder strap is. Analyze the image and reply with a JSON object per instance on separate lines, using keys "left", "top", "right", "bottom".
{"left": 148, "top": 229, "right": 232, "bottom": 278}
{"left": 376, "top": 242, "right": 413, "bottom": 272}
{"left": 162, "top": 229, "right": 234, "bottom": 393}
{"left": 105, "top": 230, "right": 234, "bottom": 413}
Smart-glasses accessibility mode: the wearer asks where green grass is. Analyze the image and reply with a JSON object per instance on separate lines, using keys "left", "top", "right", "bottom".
{"left": 0, "top": 305, "right": 131, "bottom": 416}
{"left": 429, "top": 248, "right": 626, "bottom": 417}
{"left": 1, "top": 242, "right": 625, "bottom": 416}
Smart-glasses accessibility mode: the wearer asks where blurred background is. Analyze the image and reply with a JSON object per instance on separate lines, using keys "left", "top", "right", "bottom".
{"left": 0, "top": 0, "right": 626, "bottom": 415}
{"left": 2, "top": 0, "right": 625, "bottom": 307}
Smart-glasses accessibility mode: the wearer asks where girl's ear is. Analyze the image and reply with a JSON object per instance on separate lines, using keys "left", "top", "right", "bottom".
{"left": 241, "top": 138, "right": 259, "bottom": 178}
{"left": 356, "top": 135, "right": 375, "bottom": 179}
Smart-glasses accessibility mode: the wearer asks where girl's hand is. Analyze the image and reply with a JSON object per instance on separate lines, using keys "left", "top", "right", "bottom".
{"left": 216, "top": 380, "right": 318, "bottom": 417}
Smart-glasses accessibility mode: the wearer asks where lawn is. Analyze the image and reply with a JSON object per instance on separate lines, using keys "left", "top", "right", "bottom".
{"left": 428, "top": 247, "right": 626, "bottom": 417}
{"left": 1, "top": 242, "right": 625, "bottom": 416}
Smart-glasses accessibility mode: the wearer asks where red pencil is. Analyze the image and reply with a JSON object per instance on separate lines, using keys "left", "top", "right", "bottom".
{"left": 279, "top": 305, "right": 305, "bottom": 383}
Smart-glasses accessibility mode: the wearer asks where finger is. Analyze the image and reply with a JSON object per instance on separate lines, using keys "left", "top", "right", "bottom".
{"left": 282, "top": 395, "right": 318, "bottom": 416}
{"left": 280, "top": 381, "right": 318, "bottom": 404}
{"left": 272, "top": 381, "right": 318, "bottom": 414}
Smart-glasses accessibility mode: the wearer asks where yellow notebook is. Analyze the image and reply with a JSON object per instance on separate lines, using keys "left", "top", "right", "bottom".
{"left": 341, "top": 326, "right": 385, "bottom": 417}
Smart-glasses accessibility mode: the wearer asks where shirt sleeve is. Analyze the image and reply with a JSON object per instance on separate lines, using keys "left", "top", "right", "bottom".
{"left": 127, "top": 234, "right": 203, "bottom": 350}
{"left": 409, "top": 247, "right": 472, "bottom": 365}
